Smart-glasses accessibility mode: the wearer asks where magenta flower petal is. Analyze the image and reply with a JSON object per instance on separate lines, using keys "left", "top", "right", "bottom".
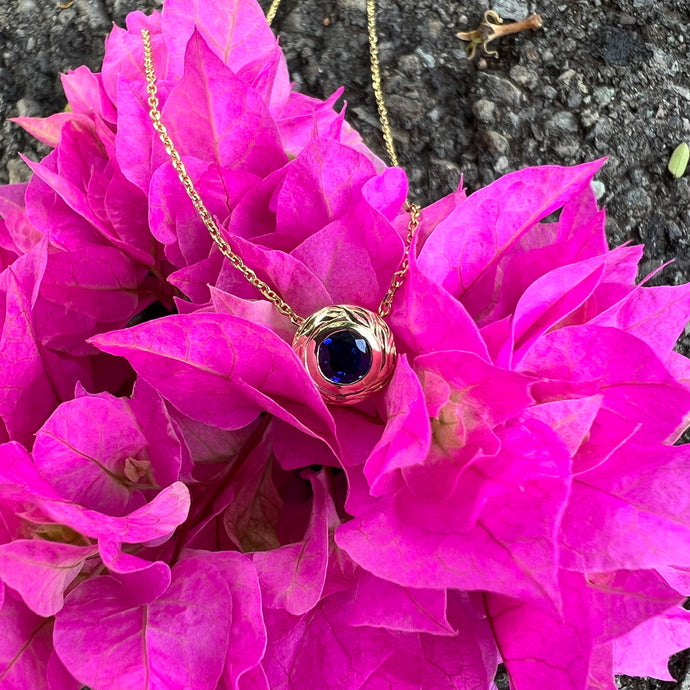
{"left": 0, "top": 541, "right": 97, "bottom": 617}
{"left": 0, "top": 252, "right": 58, "bottom": 445}
{"left": 54, "top": 555, "right": 234, "bottom": 690}
{"left": 253, "top": 472, "right": 334, "bottom": 615}
{"left": 338, "top": 419, "right": 571, "bottom": 607}
{"left": 0, "top": 592, "right": 52, "bottom": 689}
{"left": 418, "top": 161, "right": 605, "bottom": 303}
{"left": 35, "top": 243, "right": 141, "bottom": 356}
{"left": 161, "top": 0, "right": 288, "bottom": 96}
{"left": 61, "top": 66, "right": 117, "bottom": 123}
{"left": 163, "top": 31, "right": 286, "bottom": 174}
{"left": 521, "top": 326, "right": 690, "bottom": 445}
{"left": 562, "top": 443, "right": 690, "bottom": 572}
{"left": 347, "top": 570, "right": 454, "bottom": 636}
{"left": 291, "top": 199, "right": 403, "bottom": 312}
{"left": 215, "top": 232, "right": 333, "bottom": 316}
{"left": 585, "top": 569, "right": 685, "bottom": 644}
{"left": 486, "top": 572, "right": 593, "bottom": 690}
{"left": 149, "top": 157, "right": 259, "bottom": 267}
{"left": 262, "top": 594, "right": 395, "bottom": 688}
{"left": 482, "top": 183, "right": 607, "bottom": 325}
{"left": 388, "top": 248, "right": 490, "bottom": 359}
{"left": 503, "top": 254, "right": 609, "bottom": 367}
{"left": 522, "top": 396, "right": 602, "bottom": 455}
{"left": 40, "top": 482, "right": 190, "bottom": 545}
{"left": 612, "top": 609, "right": 690, "bottom": 681}
{"left": 47, "top": 650, "right": 82, "bottom": 690}
{"left": 364, "top": 355, "right": 431, "bottom": 496}
{"left": 1, "top": 444, "right": 190, "bottom": 545}
{"left": 129, "top": 378, "right": 187, "bottom": 484}
{"left": 0, "top": 183, "right": 42, "bottom": 255}
{"left": 12, "top": 113, "right": 90, "bottom": 149}
{"left": 276, "top": 89, "right": 379, "bottom": 163}
{"left": 114, "top": 75, "right": 171, "bottom": 192}
{"left": 275, "top": 138, "right": 378, "bottom": 245}
{"left": 33, "top": 395, "right": 149, "bottom": 515}
{"left": 90, "top": 314, "right": 338, "bottom": 449}
{"left": 98, "top": 539, "right": 172, "bottom": 605}
{"left": 592, "top": 282, "right": 690, "bottom": 361}
{"left": 101, "top": 15, "right": 162, "bottom": 106}
{"left": 204, "top": 551, "right": 266, "bottom": 689}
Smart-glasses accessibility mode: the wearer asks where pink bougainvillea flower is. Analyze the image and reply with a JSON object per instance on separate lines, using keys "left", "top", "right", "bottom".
{"left": 2, "top": 0, "right": 690, "bottom": 688}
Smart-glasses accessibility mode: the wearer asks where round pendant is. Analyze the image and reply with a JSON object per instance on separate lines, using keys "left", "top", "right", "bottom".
{"left": 292, "top": 305, "right": 397, "bottom": 405}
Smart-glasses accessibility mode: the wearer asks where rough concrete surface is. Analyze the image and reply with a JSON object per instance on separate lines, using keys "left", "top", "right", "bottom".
{"left": 1, "top": 0, "right": 689, "bottom": 687}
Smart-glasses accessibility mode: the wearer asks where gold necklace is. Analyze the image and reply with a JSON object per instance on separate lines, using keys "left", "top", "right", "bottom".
{"left": 140, "top": 0, "right": 419, "bottom": 406}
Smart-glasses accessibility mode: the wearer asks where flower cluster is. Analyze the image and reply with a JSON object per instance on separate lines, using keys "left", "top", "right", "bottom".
{"left": 1, "top": 0, "right": 690, "bottom": 688}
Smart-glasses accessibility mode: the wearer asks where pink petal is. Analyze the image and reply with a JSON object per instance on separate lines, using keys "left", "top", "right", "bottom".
{"left": 163, "top": 31, "right": 286, "bottom": 175}
{"left": 129, "top": 378, "right": 185, "bottom": 487}
{"left": 35, "top": 243, "right": 141, "bottom": 357}
{"left": 562, "top": 442, "right": 690, "bottom": 572}
{"left": 291, "top": 199, "right": 404, "bottom": 312}
{"left": 591, "top": 282, "right": 690, "bottom": 360}
{"left": 388, "top": 247, "right": 490, "bottom": 360}
{"left": 612, "top": 608, "right": 690, "bottom": 680}
{"left": 47, "top": 651, "right": 82, "bottom": 690}
{"left": 486, "top": 571, "right": 593, "bottom": 690}
{"left": 0, "top": 183, "right": 42, "bottom": 254}
{"left": 54, "top": 555, "right": 234, "bottom": 690}
{"left": 0, "top": 254, "right": 58, "bottom": 445}
{"left": 161, "top": 0, "right": 285, "bottom": 88}
{"left": 262, "top": 594, "right": 394, "bottom": 688}
{"left": 114, "top": 74, "right": 171, "bottom": 192}
{"left": 12, "top": 113, "right": 93, "bottom": 149}
{"left": 338, "top": 419, "right": 571, "bottom": 607}
{"left": 0, "top": 540, "right": 96, "bottom": 617}
{"left": 364, "top": 355, "right": 431, "bottom": 496}
{"left": 522, "top": 325, "right": 690, "bottom": 445}
{"left": 418, "top": 161, "right": 605, "bottom": 301}
{"left": 0, "top": 592, "right": 52, "bottom": 690}
{"left": 90, "top": 313, "right": 338, "bottom": 450}
{"left": 275, "top": 137, "right": 377, "bottom": 245}
{"left": 40, "top": 482, "right": 191, "bottom": 545}
{"left": 253, "top": 472, "right": 335, "bottom": 615}
{"left": 522, "top": 395, "right": 602, "bottom": 456}
{"left": 194, "top": 551, "right": 266, "bottom": 689}
{"left": 33, "top": 394, "right": 148, "bottom": 515}
{"left": 61, "top": 66, "right": 117, "bottom": 122}
{"left": 98, "top": 539, "right": 172, "bottom": 605}
{"left": 346, "top": 570, "right": 454, "bottom": 636}
{"left": 149, "top": 157, "right": 259, "bottom": 267}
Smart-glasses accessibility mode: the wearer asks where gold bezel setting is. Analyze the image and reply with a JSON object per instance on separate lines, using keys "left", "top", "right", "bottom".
{"left": 292, "top": 305, "right": 397, "bottom": 405}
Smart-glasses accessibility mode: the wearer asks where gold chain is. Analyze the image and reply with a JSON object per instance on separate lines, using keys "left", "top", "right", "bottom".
{"left": 142, "top": 29, "right": 304, "bottom": 327}
{"left": 266, "top": 0, "right": 420, "bottom": 316}
{"left": 265, "top": 0, "right": 282, "bottom": 26}
{"left": 364, "top": 0, "right": 400, "bottom": 169}
{"left": 141, "top": 0, "right": 420, "bottom": 323}
{"left": 378, "top": 200, "right": 420, "bottom": 317}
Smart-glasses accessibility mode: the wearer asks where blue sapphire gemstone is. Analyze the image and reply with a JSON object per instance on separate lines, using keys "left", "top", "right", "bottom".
{"left": 317, "top": 329, "right": 372, "bottom": 385}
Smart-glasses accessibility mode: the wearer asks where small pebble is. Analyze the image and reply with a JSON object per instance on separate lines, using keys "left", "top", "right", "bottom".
{"left": 546, "top": 111, "right": 579, "bottom": 135}
{"left": 472, "top": 98, "right": 496, "bottom": 125}
{"left": 7, "top": 158, "right": 32, "bottom": 184}
{"left": 591, "top": 180, "right": 606, "bottom": 200}
{"left": 509, "top": 65, "right": 539, "bottom": 90}
{"left": 478, "top": 73, "right": 523, "bottom": 108}
{"left": 593, "top": 86, "right": 616, "bottom": 107}
{"left": 16, "top": 98, "right": 41, "bottom": 118}
{"left": 489, "top": 0, "right": 529, "bottom": 20}
{"left": 483, "top": 130, "right": 510, "bottom": 155}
